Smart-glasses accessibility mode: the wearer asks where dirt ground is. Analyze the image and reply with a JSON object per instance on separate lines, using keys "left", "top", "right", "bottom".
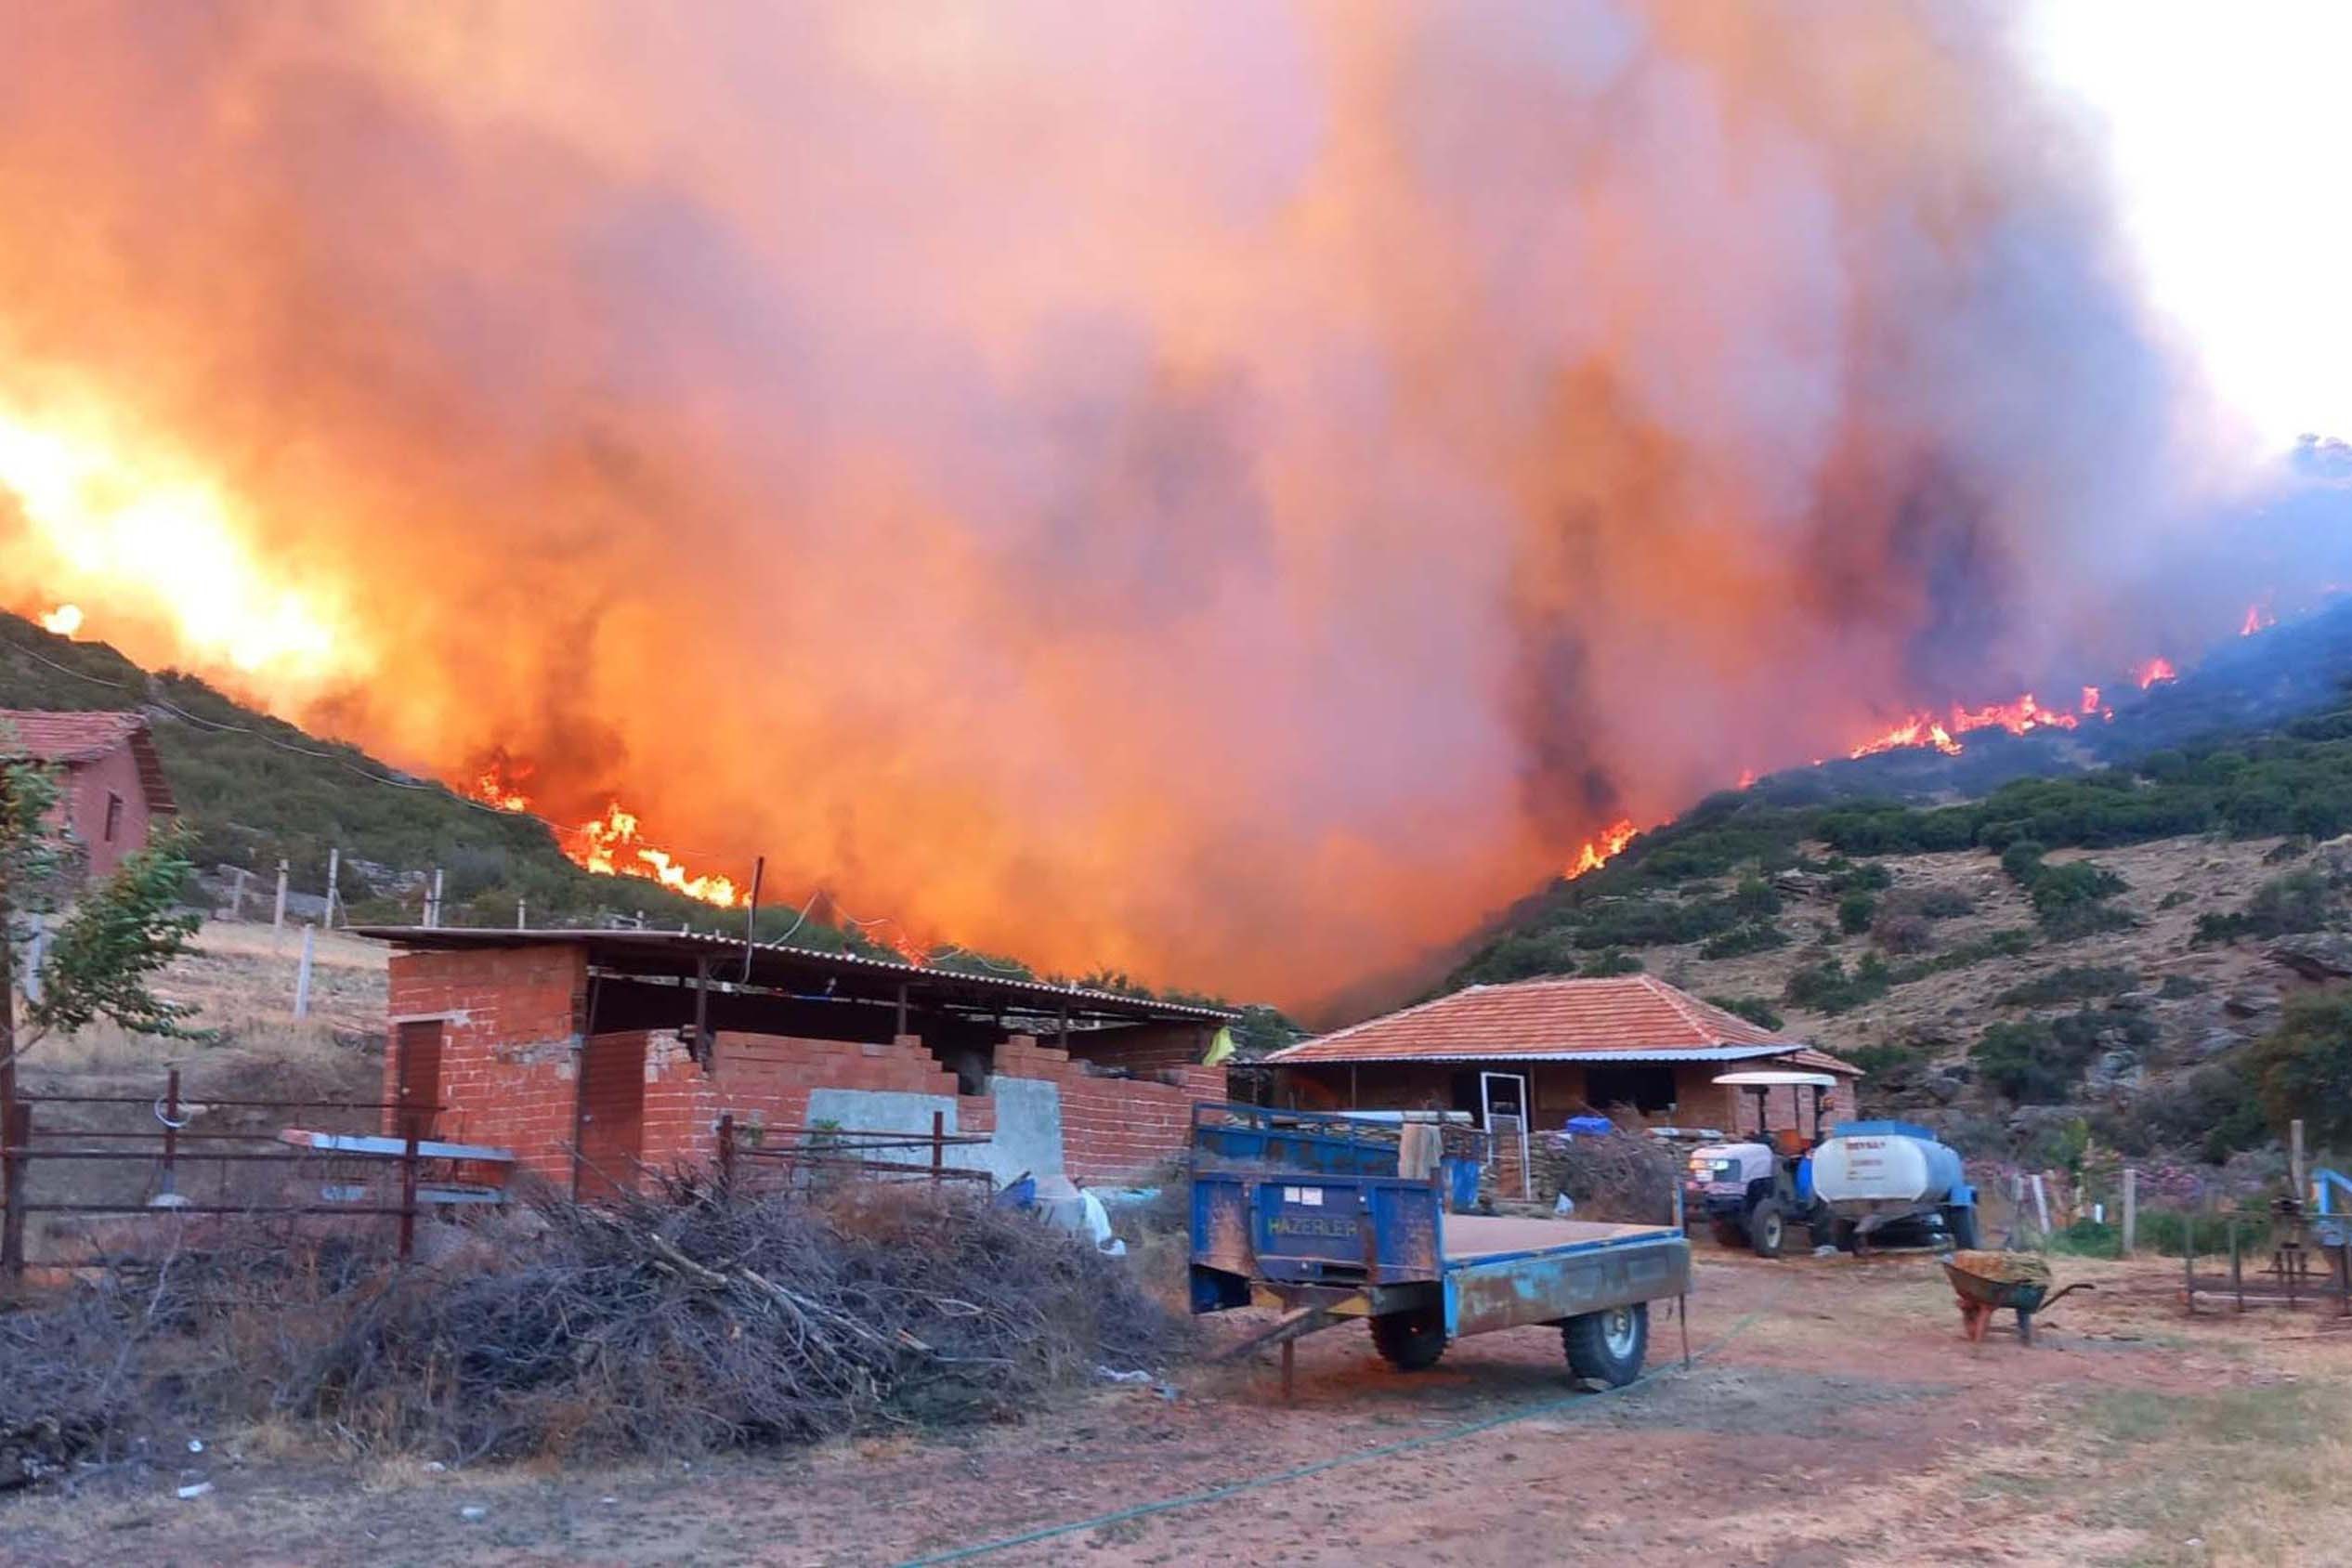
{"left": 9, "top": 1239, "right": 2352, "bottom": 1568}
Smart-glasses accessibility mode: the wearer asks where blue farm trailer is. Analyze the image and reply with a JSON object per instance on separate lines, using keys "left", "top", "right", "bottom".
{"left": 1187, "top": 1104, "right": 1692, "bottom": 1392}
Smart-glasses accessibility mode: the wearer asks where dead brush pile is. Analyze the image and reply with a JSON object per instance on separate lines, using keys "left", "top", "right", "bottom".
{"left": 1526, "top": 1126, "right": 1679, "bottom": 1222}
{"left": 0, "top": 1182, "right": 1184, "bottom": 1484}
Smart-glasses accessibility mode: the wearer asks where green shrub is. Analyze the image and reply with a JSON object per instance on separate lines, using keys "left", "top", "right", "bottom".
{"left": 1728, "top": 876, "right": 1782, "bottom": 918}
{"left": 1843, "top": 1039, "right": 1923, "bottom": 1077}
{"left": 2247, "top": 992, "right": 2352, "bottom": 1149}
{"left": 1579, "top": 948, "right": 1644, "bottom": 976}
{"left": 2193, "top": 869, "right": 2334, "bottom": 945}
{"left": 1837, "top": 890, "right": 1878, "bottom": 934}
{"left": 1699, "top": 921, "right": 1788, "bottom": 960}
{"left": 2157, "top": 973, "right": 2210, "bottom": 999}
{"left": 1971, "top": 1019, "right": 2088, "bottom": 1104}
{"left": 1784, "top": 954, "right": 1891, "bottom": 1014}
{"left": 1995, "top": 966, "right": 2138, "bottom": 1008}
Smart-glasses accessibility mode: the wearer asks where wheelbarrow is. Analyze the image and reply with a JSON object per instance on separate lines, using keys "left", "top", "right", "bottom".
{"left": 1943, "top": 1250, "right": 2092, "bottom": 1346}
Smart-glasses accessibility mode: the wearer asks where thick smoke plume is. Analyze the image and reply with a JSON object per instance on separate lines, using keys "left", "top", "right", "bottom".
{"left": 0, "top": 3, "right": 2249, "bottom": 1004}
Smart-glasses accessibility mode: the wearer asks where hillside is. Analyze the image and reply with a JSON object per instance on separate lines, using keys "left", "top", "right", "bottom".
{"left": 0, "top": 609, "right": 890, "bottom": 948}
{"left": 1448, "top": 599, "right": 2352, "bottom": 1171}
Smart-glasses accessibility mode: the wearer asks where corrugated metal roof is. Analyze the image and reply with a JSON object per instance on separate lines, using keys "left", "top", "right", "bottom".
{"left": 352, "top": 925, "right": 1239, "bottom": 1024}
{"left": 1267, "top": 973, "right": 1860, "bottom": 1075}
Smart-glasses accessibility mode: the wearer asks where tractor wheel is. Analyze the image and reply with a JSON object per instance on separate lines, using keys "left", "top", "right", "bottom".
{"left": 1945, "top": 1204, "right": 1981, "bottom": 1250}
{"left": 1710, "top": 1218, "right": 1745, "bottom": 1249}
{"left": 1562, "top": 1303, "right": 1649, "bottom": 1388}
{"left": 1369, "top": 1310, "right": 1447, "bottom": 1371}
{"left": 1748, "top": 1198, "right": 1786, "bottom": 1259}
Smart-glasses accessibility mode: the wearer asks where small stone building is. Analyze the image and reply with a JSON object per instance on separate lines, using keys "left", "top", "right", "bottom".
{"left": 0, "top": 710, "right": 177, "bottom": 880}
{"left": 359, "top": 927, "right": 1234, "bottom": 1196}
{"left": 1265, "top": 974, "right": 1860, "bottom": 1188}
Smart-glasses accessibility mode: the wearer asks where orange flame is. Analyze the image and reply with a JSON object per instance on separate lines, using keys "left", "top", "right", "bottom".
{"left": 2241, "top": 603, "right": 2275, "bottom": 636}
{"left": 2080, "top": 685, "right": 2099, "bottom": 713}
{"left": 38, "top": 602, "right": 82, "bottom": 635}
{"left": 2133, "top": 657, "right": 2177, "bottom": 689}
{"left": 575, "top": 804, "right": 742, "bottom": 908}
{"left": 1849, "top": 691, "right": 2084, "bottom": 760}
{"left": 1565, "top": 818, "right": 1639, "bottom": 880}
{"left": 463, "top": 762, "right": 742, "bottom": 908}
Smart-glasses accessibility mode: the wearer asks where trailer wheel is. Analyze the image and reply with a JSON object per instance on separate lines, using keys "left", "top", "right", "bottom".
{"left": 1832, "top": 1218, "right": 1860, "bottom": 1254}
{"left": 1946, "top": 1204, "right": 1980, "bottom": 1250}
{"left": 1369, "top": 1311, "right": 1447, "bottom": 1371}
{"left": 1562, "top": 1303, "right": 1648, "bottom": 1388}
{"left": 1748, "top": 1198, "right": 1786, "bottom": 1259}
{"left": 1709, "top": 1218, "right": 1745, "bottom": 1249}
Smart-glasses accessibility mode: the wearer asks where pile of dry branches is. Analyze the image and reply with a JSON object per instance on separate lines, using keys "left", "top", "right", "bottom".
{"left": 0, "top": 1181, "right": 1185, "bottom": 1483}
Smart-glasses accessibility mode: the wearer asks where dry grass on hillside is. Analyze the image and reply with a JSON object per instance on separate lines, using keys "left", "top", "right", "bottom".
{"left": 1636, "top": 834, "right": 2302, "bottom": 1066}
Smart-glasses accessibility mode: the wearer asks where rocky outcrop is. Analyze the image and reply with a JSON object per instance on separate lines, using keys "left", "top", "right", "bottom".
{"left": 2268, "top": 934, "right": 2352, "bottom": 980}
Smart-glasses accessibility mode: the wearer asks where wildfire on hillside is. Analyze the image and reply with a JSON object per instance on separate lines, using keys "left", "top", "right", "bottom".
{"left": 1849, "top": 692, "right": 2078, "bottom": 760}
{"left": 464, "top": 763, "right": 743, "bottom": 909}
{"left": 1565, "top": 818, "right": 1640, "bottom": 880}
{"left": 2134, "top": 657, "right": 2178, "bottom": 688}
{"left": 39, "top": 603, "right": 81, "bottom": 636}
{"left": 2242, "top": 602, "right": 2277, "bottom": 636}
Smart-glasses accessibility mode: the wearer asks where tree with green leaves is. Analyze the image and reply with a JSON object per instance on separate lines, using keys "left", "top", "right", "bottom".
{"left": 0, "top": 736, "right": 210, "bottom": 1117}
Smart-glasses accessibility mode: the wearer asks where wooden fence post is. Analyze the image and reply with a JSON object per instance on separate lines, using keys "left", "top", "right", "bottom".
{"left": 272, "top": 858, "right": 290, "bottom": 938}
{"left": 717, "top": 1113, "right": 736, "bottom": 1192}
{"left": 1, "top": 1101, "right": 28, "bottom": 1282}
{"left": 398, "top": 1115, "right": 421, "bottom": 1262}
{"left": 293, "top": 923, "right": 316, "bottom": 1019}
{"left": 931, "top": 1109, "right": 945, "bottom": 1186}
{"left": 324, "top": 846, "right": 341, "bottom": 928}
{"left": 2123, "top": 1167, "right": 2137, "bottom": 1257}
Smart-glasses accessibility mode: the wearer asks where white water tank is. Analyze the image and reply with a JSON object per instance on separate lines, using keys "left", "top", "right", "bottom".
{"left": 1812, "top": 1122, "right": 1965, "bottom": 1208}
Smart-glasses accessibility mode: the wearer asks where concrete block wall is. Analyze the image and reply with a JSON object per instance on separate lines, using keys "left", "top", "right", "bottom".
{"left": 996, "top": 1034, "right": 1225, "bottom": 1183}
{"left": 385, "top": 946, "right": 587, "bottom": 1185}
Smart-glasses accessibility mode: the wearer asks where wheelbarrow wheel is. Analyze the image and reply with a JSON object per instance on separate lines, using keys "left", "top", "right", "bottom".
{"left": 1370, "top": 1310, "right": 1447, "bottom": 1371}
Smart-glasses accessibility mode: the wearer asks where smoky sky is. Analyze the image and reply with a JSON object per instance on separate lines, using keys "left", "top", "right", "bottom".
{"left": 0, "top": 1, "right": 2281, "bottom": 1007}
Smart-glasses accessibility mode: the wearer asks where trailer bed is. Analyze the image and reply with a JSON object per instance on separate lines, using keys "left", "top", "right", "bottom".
{"left": 1441, "top": 1214, "right": 1663, "bottom": 1261}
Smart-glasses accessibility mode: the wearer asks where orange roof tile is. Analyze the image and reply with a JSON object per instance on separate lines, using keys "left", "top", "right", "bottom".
{"left": 0, "top": 709, "right": 146, "bottom": 763}
{"left": 0, "top": 710, "right": 177, "bottom": 815}
{"left": 1270, "top": 974, "right": 1860, "bottom": 1075}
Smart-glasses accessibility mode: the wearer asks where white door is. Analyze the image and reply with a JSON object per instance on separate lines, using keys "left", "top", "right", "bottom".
{"left": 1479, "top": 1070, "right": 1533, "bottom": 1201}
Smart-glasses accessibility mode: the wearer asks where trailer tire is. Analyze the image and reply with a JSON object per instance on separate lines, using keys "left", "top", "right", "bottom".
{"left": 1562, "top": 1303, "right": 1648, "bottom": 1388}
{"left": 1369, "top": 1311, "right": 1447, "bottom": 1371}
{"left": 1832, "top": 1218, "right": 1860, "bottom": 1253}
{"left": 1946, "top": 1204, "right": 1980, "bottom": 1250}
{"left": 1710, "top": 1218, "right": 1745, "bottom": 1249}
{"left": 1748, "top": 1198, "right": 1786, "bottom": 1259}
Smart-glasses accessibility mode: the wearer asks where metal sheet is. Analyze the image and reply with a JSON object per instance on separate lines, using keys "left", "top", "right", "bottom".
{"left": 1445, "top": 1234, "right": 1692, "bottom": 1338}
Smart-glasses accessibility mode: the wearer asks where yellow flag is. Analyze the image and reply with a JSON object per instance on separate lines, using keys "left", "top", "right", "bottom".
{"left": 1204, "top": 1026, "right": 1235, "bottom": 1065}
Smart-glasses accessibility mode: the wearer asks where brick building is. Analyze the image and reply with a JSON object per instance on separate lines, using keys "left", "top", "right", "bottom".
{"left": 1264, "top": 975, "right": 1860, "bottom": 1168}
{"left": 0, "top": 710, "right": 177, "bottom": 880}
{"left": 358, "top": 927, "right": 1235, "bottom": 1196}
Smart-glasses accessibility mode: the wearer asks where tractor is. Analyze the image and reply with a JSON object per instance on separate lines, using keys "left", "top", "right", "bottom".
{"left": 1682, "top": 1070, "right": 1838, "bottom": 1258}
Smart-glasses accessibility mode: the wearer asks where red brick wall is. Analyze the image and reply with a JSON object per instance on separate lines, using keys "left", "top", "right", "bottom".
{"left": 55, "top": 746, "right": 151, "bottom": 880}
{"left": 384, "top": 945, "right": 589, "bottom": 1187}
{"left": 382, "top": 942, "right": 1228, "bottom": 1192}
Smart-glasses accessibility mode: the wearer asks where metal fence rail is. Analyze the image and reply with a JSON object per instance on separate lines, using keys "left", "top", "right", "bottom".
{"left": 0, "top": 1067, "right": 483, "bottom": 1278}
{"left": 715, "top": 1111, "right": 991, "bottom": 1192}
